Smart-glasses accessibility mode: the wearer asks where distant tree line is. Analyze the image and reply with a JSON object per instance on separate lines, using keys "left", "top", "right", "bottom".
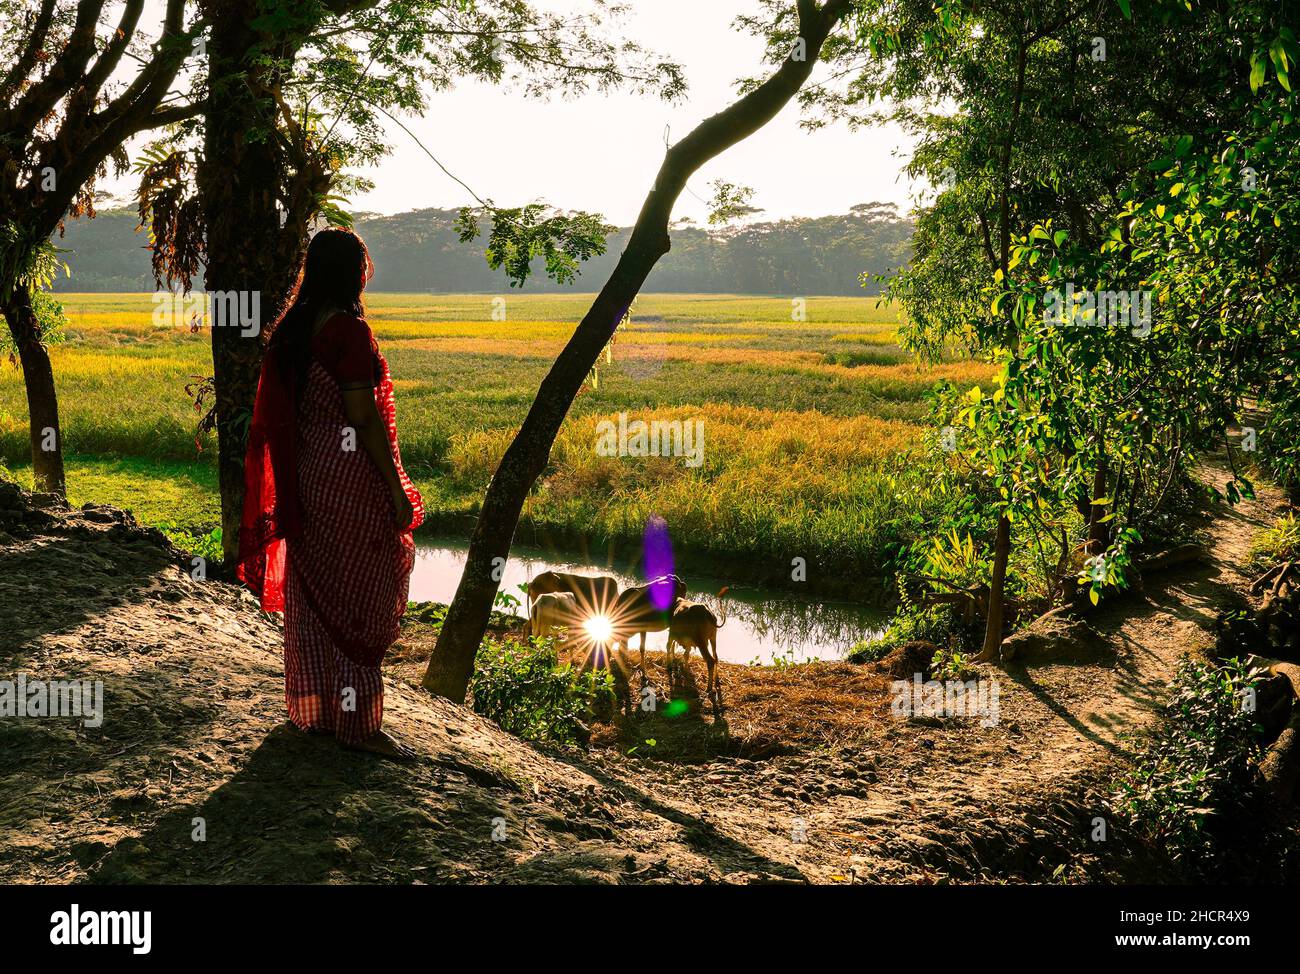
{"left": 52, "top": 201, "right": 911, "bottom": 296}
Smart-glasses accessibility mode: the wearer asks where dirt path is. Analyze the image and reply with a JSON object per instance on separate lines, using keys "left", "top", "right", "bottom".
{"left": 0, "top": 470, "right": 1287, "bottom": 884}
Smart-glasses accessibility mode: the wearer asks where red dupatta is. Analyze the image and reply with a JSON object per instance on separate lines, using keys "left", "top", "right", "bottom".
{"left": 235, "top": 349, "right": 302, "bottom": 612}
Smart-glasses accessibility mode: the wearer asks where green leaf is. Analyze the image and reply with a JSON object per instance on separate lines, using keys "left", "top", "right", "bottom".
{"left": 1116, "top": 0, "right": 1131, "bottom": 19}
{"left": 1250, "top": 52, "right": 1266, "bottom": 93}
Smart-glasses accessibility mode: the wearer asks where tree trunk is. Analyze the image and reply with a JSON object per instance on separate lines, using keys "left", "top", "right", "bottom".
{"left": 974, "top": 30, "right": 1027, "bottom": 659}
{"left": 199, "top": 2, "right": 311, "bottom": 563}
{"left": 1260, "top": 706, "right": 1300, "bottom": 802}
{"left": 422, "top": 0, "right": 853, "bottom": 701}
{"left": 3, "top": 287, "right": 65, "bottom": 495}
{"left": 977, "top": 515, "right": 1012, "bottom": 661}
{"left": 1086, "top": 459, "right": 1110, "bottom": 555}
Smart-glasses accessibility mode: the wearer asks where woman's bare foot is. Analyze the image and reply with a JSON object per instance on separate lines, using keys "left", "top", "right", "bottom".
{"left": 340, "top": 730, "right": 415, "bottom": 761}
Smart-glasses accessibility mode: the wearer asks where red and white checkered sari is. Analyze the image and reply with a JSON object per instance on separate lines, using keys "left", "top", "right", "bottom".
{"left": 238, "top": 316, "right": 423, "bottom": 743}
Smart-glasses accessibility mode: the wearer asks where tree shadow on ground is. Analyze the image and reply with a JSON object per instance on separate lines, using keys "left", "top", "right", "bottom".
{"left": 546, "top": 747, "right": 809, "bottom": 883}
{"left": 1003, "top": 550, "right": 1253, "bottom": 761}
{"left": 0, "top": 521, "right": 219, "bottom": 847}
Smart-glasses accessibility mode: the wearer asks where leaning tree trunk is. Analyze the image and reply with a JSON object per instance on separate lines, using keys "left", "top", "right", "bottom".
{"left": 977, "top": 514, "right": 1012, "bottom": 661}
{"left": 422, "top": 0, "right": 854, "bottom": 701}
{"left": 3, "top": 287, "right": 65, "bottom": 495}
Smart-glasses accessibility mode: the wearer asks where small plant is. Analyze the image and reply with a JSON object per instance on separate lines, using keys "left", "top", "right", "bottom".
{"left": 1079, "top": 526, "right": 1142, "bottom": 606}
{"left": 1112, "top": 657, "right": 1266, "bottom": 872}
{"left": 469, "top": 635, "right": 612, "bottom": 747}
{"left": 923, "top": 527, "right": 990, "bottom": 588}
{"left": 406, "top": 601, "right": 448, "bottom": 627}
{"left": 930, "top": 646, "right": 974, "bottom": 681}
{"left": 1251, "top": 511, "right": 1300, "bottom": 566}
{"left": 155, "top": 523, "right": 223, "bottom": 565}
{"left": 750, "top": 647, "right": 803, "bottom": 669}
{"left": 845, "top": 639, "right": 892, "bottom": 663}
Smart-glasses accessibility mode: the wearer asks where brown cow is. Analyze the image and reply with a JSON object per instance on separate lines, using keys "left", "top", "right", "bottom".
{"left": 610, "top": 574, "right": 688, "bottom": 665}
{"left": 667, "top": 600, "right": 722, "bottom": 692}
{"left": 527, "top": 571, "right": 620, "bottom": 618}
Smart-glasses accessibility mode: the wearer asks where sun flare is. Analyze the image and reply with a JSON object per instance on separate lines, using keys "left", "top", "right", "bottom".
{"left": 583, "top": 614, "right": 615, "bottom": 645}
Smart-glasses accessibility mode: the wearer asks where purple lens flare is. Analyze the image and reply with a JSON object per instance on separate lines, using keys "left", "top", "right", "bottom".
{"left": 643, "top": 515, "right": 676, "bottom": 610}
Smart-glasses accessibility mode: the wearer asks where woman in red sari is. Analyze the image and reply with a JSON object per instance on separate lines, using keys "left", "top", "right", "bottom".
{"left": 237, "top": 228, "right": 424, "bottom": 759}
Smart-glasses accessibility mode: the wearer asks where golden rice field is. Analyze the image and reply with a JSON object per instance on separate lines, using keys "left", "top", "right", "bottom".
{"left": 0, "top": 293, "right": 993, "bottom": 588}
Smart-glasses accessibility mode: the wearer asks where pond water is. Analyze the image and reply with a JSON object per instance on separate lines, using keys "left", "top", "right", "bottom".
{"left": 410, "top": 540, "right": 886, "bottom": 665}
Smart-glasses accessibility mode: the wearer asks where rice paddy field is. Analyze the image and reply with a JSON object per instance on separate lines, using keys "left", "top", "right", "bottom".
{"left": 0, "top": 293, "right": 993, "bottom": 594}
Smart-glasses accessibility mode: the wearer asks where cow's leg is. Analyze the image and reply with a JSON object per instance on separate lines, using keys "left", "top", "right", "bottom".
{"left": 706, "top": 635, "right": 718, "bottom": 694}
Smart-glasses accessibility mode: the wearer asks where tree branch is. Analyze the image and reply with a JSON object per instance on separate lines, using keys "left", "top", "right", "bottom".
{"left": 7, "top": 0, "right": 106, "bottom": 131}
{"left": 82, "top": 0, "right": 147, "bottom": 100}
{"left": 141, "top": 101, "right": 204, "bottom": 127}
{"left": 0, "top": 0, "right": 57, "bottom": 104}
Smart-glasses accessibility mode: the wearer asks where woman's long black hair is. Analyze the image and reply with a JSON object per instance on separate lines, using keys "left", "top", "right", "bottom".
{"left": 267, "top": 227, "right": 374, "bottom": 388}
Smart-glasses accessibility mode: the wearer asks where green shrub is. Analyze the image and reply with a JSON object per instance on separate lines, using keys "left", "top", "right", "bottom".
{"left": 155, "top": 523, "right": 223, "bottom": 565}
{"left": 930, "top": 646, "right": 974, "bottom": 681}
{"left": 1113, "top": 657, "right": 1266, "bottom": 871}
{"left": 847, "top": 600, "right": 963, "bottom": 663}
{"left": 469, "top": 635, "right": 612, "bottom": 747}
{"left": 406, "top": 601, "right": 448, "bottom": 627}
{"left": 1251, "top": 511, "right": 1300, "bottom": 566}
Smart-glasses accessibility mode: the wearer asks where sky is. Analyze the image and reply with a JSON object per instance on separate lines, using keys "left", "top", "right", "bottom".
{"left": 101, "top": 0, "right": 919, "bottom": 226}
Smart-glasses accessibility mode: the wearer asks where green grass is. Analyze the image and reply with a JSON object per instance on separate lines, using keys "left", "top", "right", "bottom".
{"left": 4, "top": 454, "right": 222, "bottom": 559}
{"left": 1, "top": 293, "right": 989, "bottom": 586}
{"left": 5, "top": 454, "right": 218, "bottom": 526}
{"left": 1251, "top": 511, "right": 1300, "bottom": 566}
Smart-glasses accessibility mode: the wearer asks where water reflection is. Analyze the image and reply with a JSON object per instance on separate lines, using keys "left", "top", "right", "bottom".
{"left": 410, "top": 540, "right": 885, "bottom": 665}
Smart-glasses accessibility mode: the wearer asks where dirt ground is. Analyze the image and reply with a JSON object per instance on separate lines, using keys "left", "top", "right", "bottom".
{"left": 0, "top": 469, "right": 1292, "bottom": 884}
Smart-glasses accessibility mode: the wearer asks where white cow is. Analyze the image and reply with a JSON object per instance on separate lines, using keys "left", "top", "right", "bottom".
{"left": 528, "top": 591, "right": 580, "bottom": 643}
